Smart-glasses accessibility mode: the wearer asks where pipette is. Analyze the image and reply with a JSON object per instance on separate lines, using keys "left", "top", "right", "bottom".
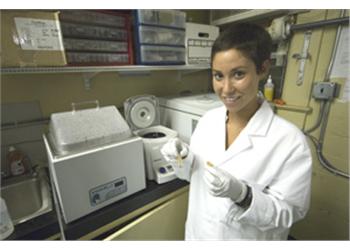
{"left": 175, "top": 140, "right": 183, "bottom": 167}
{"left": 206, "top": 161, "right": 214, "bottom": 167}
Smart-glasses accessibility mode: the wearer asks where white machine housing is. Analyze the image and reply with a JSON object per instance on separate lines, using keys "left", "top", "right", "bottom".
{"left": 159, "top": 93, "right": 223, "bottom": 143}
{"left": 44, "top": 105, "right": 146, "bottom": 223}
{"left": 124, "top": 95, "right": 178, "bottom": 184}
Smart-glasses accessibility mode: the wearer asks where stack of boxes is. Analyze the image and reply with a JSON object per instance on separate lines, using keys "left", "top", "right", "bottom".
{"left": 1, "top": 10, "right": 220, "bottom": 68}
{"left": 133, "top": 10, "right": 186, "bottom": 65}
{"left": 59, "top": 10, "right": 133, "bottom": 66}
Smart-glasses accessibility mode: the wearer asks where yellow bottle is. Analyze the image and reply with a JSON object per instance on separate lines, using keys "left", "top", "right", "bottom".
{"left": 264, "top": 75, "right": 274, "bottom": 102}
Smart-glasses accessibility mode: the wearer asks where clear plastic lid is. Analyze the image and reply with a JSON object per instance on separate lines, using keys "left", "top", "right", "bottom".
{"left": 49, "top": 105, "right": 132, "bottom": 156}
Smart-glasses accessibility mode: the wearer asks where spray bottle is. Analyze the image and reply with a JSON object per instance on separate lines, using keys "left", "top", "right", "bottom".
{"left": 264, "top": 75, "right": 274, "bottom": 102}
{"left": 6, "top": 146, "right": 31, "bottom": 176}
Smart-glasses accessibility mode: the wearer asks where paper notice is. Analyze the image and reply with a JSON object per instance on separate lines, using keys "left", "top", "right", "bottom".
{"left": 339, "top": 78, "right": 350, "bottom": 103}
{"left": 330, "top": 26, "right": 349, "bottom": 79}
{"left": 14, "top": 17, "right": 64, "bottom": 51}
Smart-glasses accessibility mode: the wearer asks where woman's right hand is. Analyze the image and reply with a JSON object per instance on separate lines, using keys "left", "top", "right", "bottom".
{"left": 161, "top": 138, "right": 188, "bottom": 163}
{"left": 161, "top": 138, "right": 193, "bottom": 182}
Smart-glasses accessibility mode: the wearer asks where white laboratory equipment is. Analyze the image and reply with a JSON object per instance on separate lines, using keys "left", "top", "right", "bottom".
{"left": 159, "top": 93, "right": 223, "bottom": 143}
{"left": 124, "top": 95, "right": 179, "bottom": 184}
{"left": 43, "top": 102, "right": 146, "bottom": 223}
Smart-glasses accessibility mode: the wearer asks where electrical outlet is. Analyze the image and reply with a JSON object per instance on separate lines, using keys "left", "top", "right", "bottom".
{"left": 312, "top": 82, "right": 339, "bottom": 100}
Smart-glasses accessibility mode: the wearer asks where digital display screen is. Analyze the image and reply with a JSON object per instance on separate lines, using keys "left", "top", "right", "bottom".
{"left": 115, "top": 180, "right": 124, "bottom": 187}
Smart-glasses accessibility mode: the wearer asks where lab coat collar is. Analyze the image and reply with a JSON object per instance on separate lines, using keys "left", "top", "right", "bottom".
{"left": 244, "top": 100, "right": 274, "bottom": 137}
{"left": 216, "top": 101, "right": 274, "bottom": 167}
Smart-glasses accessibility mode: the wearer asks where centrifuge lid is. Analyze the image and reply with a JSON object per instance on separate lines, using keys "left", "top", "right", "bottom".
{"left": 124, "top": 95, "right": 160, "bottom": 130}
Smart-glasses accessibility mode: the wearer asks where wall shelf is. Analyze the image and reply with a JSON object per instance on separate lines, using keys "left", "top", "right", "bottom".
{"left": 0, "top": 65, "right": 210, "bottom": 75}
{"left": 271, "top": 103, "right": 312, "bottom": 114}
{"left": 1, "top": 65, "right": 210, "bottom": 90}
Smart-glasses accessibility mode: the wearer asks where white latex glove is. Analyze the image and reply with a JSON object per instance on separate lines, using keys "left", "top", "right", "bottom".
{"left": 161, "top": 138, "right": 193, "bottom": 181}
{"left": 161, "top": 138, "right": 188, "bottom": 163}
{"left": 204, "top": 166, "right": 247, "bottom": 202}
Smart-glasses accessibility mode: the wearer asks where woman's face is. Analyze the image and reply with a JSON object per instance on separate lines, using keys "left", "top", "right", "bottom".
{"left": 212, "top": 48, "right": 266, "bottom": 115}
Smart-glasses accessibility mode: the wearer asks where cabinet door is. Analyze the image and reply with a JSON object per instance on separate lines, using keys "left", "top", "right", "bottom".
{"left": 104, "top": 191, "right": 188, "bottom": 240}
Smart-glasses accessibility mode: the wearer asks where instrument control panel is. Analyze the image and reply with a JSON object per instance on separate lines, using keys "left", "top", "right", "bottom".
{"left": 89, "top": 177, "right": 127, "bottom": 206}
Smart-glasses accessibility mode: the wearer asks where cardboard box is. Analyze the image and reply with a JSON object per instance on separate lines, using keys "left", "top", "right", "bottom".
{"left": 1, "top": 10, "right": 67, "bottom": 67}
{"left": 185, "top": 22, "right": 219, "bottom": 65}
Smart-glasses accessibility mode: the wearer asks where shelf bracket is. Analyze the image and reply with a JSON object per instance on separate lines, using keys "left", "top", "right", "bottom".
{"left": 82, "top": 72, "right": 99, "bottom": 90}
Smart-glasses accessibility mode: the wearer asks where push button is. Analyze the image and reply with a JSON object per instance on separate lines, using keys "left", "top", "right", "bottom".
{"left": 159, "top": 167, "right": 167, "bottom": 174}
{"left": 92, "top": 193, "right": 101, "bottom": 204}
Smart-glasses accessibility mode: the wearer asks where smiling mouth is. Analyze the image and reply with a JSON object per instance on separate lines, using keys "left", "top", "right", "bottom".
{"left": 223, "top": 96, "right": 241, "bottom": 103}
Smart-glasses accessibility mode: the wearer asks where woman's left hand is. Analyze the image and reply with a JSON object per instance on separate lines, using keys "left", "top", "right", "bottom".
{"left": 204, "top": 166, "right": 247, "bottom": 202}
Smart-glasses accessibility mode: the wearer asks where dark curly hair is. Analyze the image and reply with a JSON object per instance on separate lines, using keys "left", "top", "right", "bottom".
{"left": 211, "top": 23, "right": 272, "bottom": 73}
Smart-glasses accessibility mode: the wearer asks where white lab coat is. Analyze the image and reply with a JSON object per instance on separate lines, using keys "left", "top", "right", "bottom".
{"left": 177, "top": 100, "right": 312, "bottom": 240}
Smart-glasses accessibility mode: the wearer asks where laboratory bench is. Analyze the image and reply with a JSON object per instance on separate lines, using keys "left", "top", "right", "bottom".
{"left": 7, "top": 179, "right": 189, "bottom": 240}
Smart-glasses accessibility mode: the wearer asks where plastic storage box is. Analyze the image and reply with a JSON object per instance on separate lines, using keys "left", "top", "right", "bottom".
{"left": 59, "top": 10, "right": 133, "bottom": 66}
{"left": 136, "top": 10, "right": 186, "bottom": 29}
{"left": 137, "top": 25, "right": 185, "bottom": 46}
{"left": 60, "top": 22, "right": 128, "bottom": 41}
{"left": 139, "top": 45, "right": 185, "bottom": 65}
{"left": 66, "top": 52, "right": 130, "bottom": 65}
{"left": 134, "top": 10, "right": 186, "bottom": 65}
{"left": 63, "top": 38, "right": 128, "bottom": 52}
{"left": 59, "top": 10, "right": 127, "bottom": 28}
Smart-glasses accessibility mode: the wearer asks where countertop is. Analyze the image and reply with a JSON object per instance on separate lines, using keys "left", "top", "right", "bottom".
{"left": 7, "top": 179, "right": 188, "bottom": 240}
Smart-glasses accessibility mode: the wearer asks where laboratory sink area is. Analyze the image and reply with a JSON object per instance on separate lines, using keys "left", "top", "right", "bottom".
{"left": 1, "top": 170, "right": 188, "bottom": 240}
{"left": 1, "top": 168, "right": 52, "bottom": 226}
{"left": 1, "top": 166, "right": 56, "bottom": 240}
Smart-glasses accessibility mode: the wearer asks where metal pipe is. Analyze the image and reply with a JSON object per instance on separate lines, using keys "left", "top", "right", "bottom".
{"left": 308, "top": 135, "right": 349, "bottom": 178}
{"left": 317, "top": 144, "right": 350, "bottom": 178}
{"left": 290, "top": 16, "right": 349, "bottom": 32}
{"left": 303, "top": 10, "right": 350, "bottom": 179}
{"left": 304, "top": 100, "right": 326, "bottom": 134}
{"left": 318, "top": 101, "right": 331, "bottom": 145}
{"left": 315, "top": 100, "right": 349, "bottom": 178}
{"left": 325, "top": 10, "right": 347, "bottom": 81}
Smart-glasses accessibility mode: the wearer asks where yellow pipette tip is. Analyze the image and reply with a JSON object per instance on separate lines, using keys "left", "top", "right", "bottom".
{"left": 176, "top": 155, "right": 183, "bottom": 167}
{"left": 206, "top": 161, "right": 214, "bottom": 167}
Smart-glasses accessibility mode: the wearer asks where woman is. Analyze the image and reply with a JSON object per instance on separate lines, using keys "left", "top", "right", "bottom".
{"left": 161, "top": 23, "right": 312, "bottom": 240}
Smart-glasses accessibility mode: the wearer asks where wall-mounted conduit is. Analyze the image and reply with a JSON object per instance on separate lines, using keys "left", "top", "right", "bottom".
{"left": 300, "top": 10, "right": 349, "bottom": 179}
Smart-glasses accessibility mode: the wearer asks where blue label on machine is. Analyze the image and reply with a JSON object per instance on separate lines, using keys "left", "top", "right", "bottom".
{"left": 89, "top": 177, "right": 127, "bottom": 207}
